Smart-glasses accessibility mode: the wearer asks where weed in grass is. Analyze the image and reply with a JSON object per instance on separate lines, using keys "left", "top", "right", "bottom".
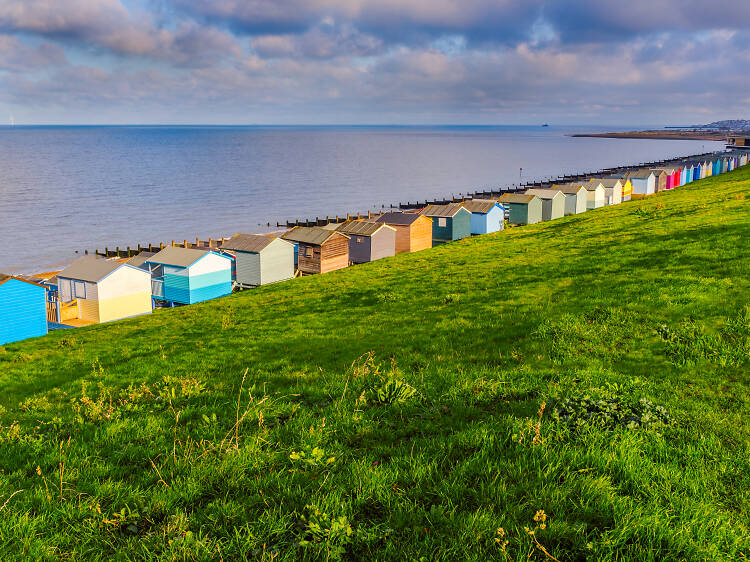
{"left": 298, "top": 504, "right": 353, "bottom": 561}
{"left": 18, "top": 394, "right": 52, "bottom": 413}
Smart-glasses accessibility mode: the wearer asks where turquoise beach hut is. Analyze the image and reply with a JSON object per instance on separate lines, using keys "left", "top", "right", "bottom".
{"left": 461, "top": 199, "right": 505, "bottom": 234}
{"left": 420, "top": 203, "right": 472, "bottom": 244}
{"left": 0, "top": 274, "right": 48, "bottom": 345}
{"left": 143, "top": 246, "right": 233, "bottom": 306}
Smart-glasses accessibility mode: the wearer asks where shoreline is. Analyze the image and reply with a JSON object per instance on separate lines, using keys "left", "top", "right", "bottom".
{"left": 570, "top": 130, "right": 727, "bottom": 141}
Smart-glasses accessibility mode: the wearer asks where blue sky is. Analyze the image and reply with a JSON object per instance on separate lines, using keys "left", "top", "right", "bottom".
{"left": 1, "top": 0, "right": 748, "bottom": 125}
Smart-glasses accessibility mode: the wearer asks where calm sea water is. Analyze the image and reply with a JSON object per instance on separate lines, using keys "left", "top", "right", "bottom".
{"left": 0, "top": 125, "right": 724, "bottom": 273}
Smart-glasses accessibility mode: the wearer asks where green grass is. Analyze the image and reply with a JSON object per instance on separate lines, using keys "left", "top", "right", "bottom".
{"left": 1, "top": 168, "right": 749, "bottom": 561}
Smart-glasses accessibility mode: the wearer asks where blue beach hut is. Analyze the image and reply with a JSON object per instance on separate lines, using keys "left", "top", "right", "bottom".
{"left": 461, "top": 199, "right": 505, "bottom": 234}
{"left": 0, "top": 274, "right": 48, "bottom": 345}
{"left": 142, "top": 246, "right": 233, "bottom": 306}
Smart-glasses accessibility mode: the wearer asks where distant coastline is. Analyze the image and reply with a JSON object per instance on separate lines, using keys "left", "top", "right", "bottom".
{"left": 570, "top": 130, "right": 726, "bottom": 141}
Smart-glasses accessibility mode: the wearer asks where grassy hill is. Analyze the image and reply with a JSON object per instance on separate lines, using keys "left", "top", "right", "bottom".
{"left": 1, "top": 168, "right": 749, "bottom": 561}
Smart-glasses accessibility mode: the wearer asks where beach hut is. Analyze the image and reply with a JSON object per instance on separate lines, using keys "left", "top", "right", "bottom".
{"left": 704, "top": 159, "right": 713, "bottom": 178}
{"left": 374, "top": 212, "right": 433, "bottom": 254}
{"left": 590, "top": 179, "right": 623, "bottom": 205}
{"left": 579, "top": 181, "right": 606, "bottom": 209}
{"left": 524, "top": 189, "right": 565, "bottom": 221}
{"left": 56, "top": 257, "right": 152, "bottom": 325}
{"left": 548, "top": 184, "right": 588, "bottom": 215}
{"left": 722, "top": 156, "right": 730, "bottom": 174}
{"left": 461, "top": 199, "right": 505, "bottom": 234}
{"left": 420, "top": 203, "right": 472, "bottom": 244}
{"left": 647, "top": 169, "right": 668, "bottom": 192}
{"left": 498, "top": 193, "right": 543, "bottom": 225}
{"left": 680, "top": 165, "right": 689, "bottom": 185}
{"left": 282, "top": 226, "right": 350, "bottom": 275}
{"left": 625, "top": 170, "right": 656, "bottom": 197}
{"left": 335, "top": 221, "right": 397, "bottom": 264}
{"left": 220, "top": 234, "right": 294, "bottom": 288}
{"left": 143, "top": 247, "right": 233, "bottom": 305}
{"left": 0, "top": 274, "right": 48, "bottom": 345}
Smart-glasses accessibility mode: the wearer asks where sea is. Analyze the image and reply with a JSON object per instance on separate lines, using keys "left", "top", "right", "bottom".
{"left": 0, "top": 125, "right": 725, "bottom": 273}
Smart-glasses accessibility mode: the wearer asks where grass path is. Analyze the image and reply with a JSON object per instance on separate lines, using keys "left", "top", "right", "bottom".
{"left": 0, "top": 168, "right": 748, "bottom": 560}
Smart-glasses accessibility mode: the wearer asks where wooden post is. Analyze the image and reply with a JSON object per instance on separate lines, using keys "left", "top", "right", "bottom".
{"left": 85, "top": 250, "right": 88, "bottom": 255}
{"left": 127, "top": 246, "right": 131, "bottom": 257}
{"left": 209, "top": 237, "right": 213, "bottom": 247}
{"left": 183, "top": 240, "right": 188, "bottom": 248}
{"left": 160, "top": 242, "right": 165, "bottom": 249}
{"left": 105, "top": 247, "right": 108, "bottom": 256}
{"left": 171, "top": 240, "right": 175, "bottom": 247}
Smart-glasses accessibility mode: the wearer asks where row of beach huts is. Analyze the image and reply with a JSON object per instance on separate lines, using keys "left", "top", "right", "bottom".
{"left": 1, "top": 150, "right": 748, "bottom": 346}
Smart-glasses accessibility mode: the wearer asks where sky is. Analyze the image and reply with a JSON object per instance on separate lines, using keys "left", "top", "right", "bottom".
{"left": 1, "top": 0, "right": 749, "bottom": 125}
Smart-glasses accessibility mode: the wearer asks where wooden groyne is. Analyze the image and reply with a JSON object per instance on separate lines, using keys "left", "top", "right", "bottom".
{"left": 86, "top": 150, "right": 720, "bottom": 256}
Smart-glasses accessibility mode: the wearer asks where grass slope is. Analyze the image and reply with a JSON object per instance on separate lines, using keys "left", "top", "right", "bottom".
{"left": 1, "top": 169, "right": 749, "bottom": 561}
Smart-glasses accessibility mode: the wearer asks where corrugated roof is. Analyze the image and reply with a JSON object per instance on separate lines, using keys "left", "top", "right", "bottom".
{"left": 336, "top": 221, "right": 391, "bottom": 236}
{"left": 57, "top": 256, "right": 126, "bottom": 283}
{"left": 321, "top": 222, "right": 342, "bottom": 231}
{"left": 281, "top": 226, "right": 348, "bottom": 245}
{"left": 126, "top": 251, "right": 156, "bottom": 268}
{"left": 590, "top": 178, "right": 622, "bottom": 188}
{"left": 146, "top": 246, "right": 211, "bottom": 268}
{"left": 375, "top": 212, "right": 428, "bottom": 226}
{"left": 525, "top": 189, "right": 563, "bottom": 200}
{"left": 461, "top": 199, "right": 501, "bottom": 214}
{"left": 549, "top": 184, "right": 586, "bottom": 195}
{"left": 626, "top": 170, "right": 655, "bottom": 179}
{"left": 499, "top": 193, "right": 536, "bottom": 204}
{"left": 221, "top": 233, "right": 279, "bottom": 253}
{"left": 421, "top": 203, "right": 467, "bottom": 217}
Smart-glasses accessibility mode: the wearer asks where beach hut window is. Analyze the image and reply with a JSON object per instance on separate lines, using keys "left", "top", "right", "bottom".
{"left": 438, "top": 218, "right": 447, "bottom": 227}
{"left": 74, "top": 281, "right": 87, "bottom": 299}
{"left": 357, "top": 237, "right": 363, "bottom": 243}
{"left": 305, "top": 247, "right": 313, "bottom": 257}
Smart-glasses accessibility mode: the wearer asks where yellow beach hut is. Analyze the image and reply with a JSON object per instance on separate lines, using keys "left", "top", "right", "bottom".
{"left": 55, "top": 257, "right": 152, "bottom": 326}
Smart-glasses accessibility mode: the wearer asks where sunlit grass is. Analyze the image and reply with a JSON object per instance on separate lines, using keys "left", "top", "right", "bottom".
{"left": 0, "top": 167, "right": 749, "bottom": 560}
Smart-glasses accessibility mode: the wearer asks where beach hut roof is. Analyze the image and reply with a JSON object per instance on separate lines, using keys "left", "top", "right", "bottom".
{"left": 549, "top": 185, "right": 586, "bottom": 195}
{"left": 625, "top": 170, "right": 655, "bottom": 179}
{"left": 0, "top": 273, "right": 47, "bottom": 289}
{"left": 590, "top": 178, "right": 622, "bottom": 188}
{"left": 525, "top": 189, "right": 563, "bottom": 200}
{"left": 146, "top": 246, "right": 215, "bottom": 268}
{"left": 126, "top": 251, "right": 156, "bottom": 268}
{"left": 375, "top": 212, "right": 428, "bottom": 226}
{"left": 57, "top": 256, "right": 132, "bottom": 283}
{"left": 421, "top": 203, "right": 468, "bottom": 217}
{"left": 221, "top": 233, "right": 286, "bottom": 253}
{"left": 282, "top": 226, "right": 349, "bottom": 245}
{"left": 336, "top": 221, "right": 393, "bottom": 236}
{"left": 461, "top": 200, "right": 501, "bottom": 214}
{"left": 499, "top": 193, "right": 537, "bottom": 204}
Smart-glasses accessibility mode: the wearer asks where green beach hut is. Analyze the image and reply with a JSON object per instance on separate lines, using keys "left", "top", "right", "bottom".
{"left": 498, "top": 193, "right": 543, "bottom": 225}
{"left": 420, "top": 203, "right": 472, "bottom": 244}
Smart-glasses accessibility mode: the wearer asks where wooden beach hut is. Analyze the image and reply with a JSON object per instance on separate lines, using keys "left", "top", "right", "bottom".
{"left": 420, "top": 203, "right": 472, "bottom": 244}
{"left": 498, "top": 193, "right": 543, "bottom": 225}
{"left": 591, "top": 179, "right": 624, "bottom": 205}
{"left": 143, "top": 247, "right": 232, "bottom": 305}
{"left": 647, "top": 169, "right": 668, "bottom": 192}
{"left": 336, "top": 221, "right": 397, "bottom": 264}
{"left": 56, "top": 257, "right": 152, "bottom": 325}
{"left": 0, "top": 274, "right": 48, "bottom": 345}
{"left": 220, "top": 234, "right": 294, "bottom": 288}
{"left": 374, "top": 212, "right": 433, "bottom": 254}
{"left": 282, "top": 226, "right": 350, "bottom": 275}
{"left": 461, "top": 199, "right": 505, "bottom": 234}
{"left": 525, "top": 189, "right": 565, "bottom": 221}
{"left": 624, "top": 170, "right": 656, "bottom": 197}
{"left": 548, "top": 184, "right": 587, "bottom": 215}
